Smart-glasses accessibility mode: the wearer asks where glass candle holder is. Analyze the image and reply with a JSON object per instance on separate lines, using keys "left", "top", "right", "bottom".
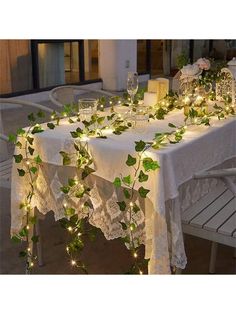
{"left": 133, "top": 105, "right": 149, "bottom": 132}
{"left": 78, "top": 98, "right": 97, "bottom": 120}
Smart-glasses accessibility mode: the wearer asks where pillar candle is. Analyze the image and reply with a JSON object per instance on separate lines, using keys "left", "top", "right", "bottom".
{"left": 147, "top": 78, "right": 169, "bottom": 101}
{"left": 144, "top": 92, "right": 157, "bottom": 106}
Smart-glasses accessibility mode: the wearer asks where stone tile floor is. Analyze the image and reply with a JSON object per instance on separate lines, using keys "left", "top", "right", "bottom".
{"left": 0, "top": 93, "right": 235, "bottom": 274}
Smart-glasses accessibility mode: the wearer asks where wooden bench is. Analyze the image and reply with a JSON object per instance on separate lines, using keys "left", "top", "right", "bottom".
{"left": 182, "top": 168, "right": 236, "bottom": 273}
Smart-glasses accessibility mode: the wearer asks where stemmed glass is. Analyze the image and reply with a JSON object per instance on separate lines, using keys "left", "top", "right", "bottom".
{"left": 127, "top": 72, "right": 138, "bottom": 106}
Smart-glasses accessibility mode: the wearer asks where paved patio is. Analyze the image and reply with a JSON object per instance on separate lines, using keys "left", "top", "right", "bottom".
{"left": 0, "top": 92, "right": 235, "bottom": 274}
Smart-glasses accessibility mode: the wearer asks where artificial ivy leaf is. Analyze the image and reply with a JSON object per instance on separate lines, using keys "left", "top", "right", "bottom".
{"left": 8, "top": 134, "right": 16, "bottom": 143}
{"left": 34, "top": 155, "right": 42, "bottom": 164}
{"left": 13, "top": 154, "right": 23, "bottom": 163}
{"left": 28, "top": 113, "right": 36, "bottom": 122}
{"left": 119, "top": 221, "right": 127, "bottom": 230}
{"left": 74, "top": 143, "right": 79, "bottom": 151}
{"left": 59, "top": 151, "right": 71, "bottom": 166}
{"left": 130, "top": 223, "right": 136, "bottom": 231}
{"left": 31, "top": 125, "right": 44, "bottom": 134}
{"left": 60, "top": 186, "right": 70, "bottom": 194}
{"left": 168, "top": 122, "right": 177, "bottom": 128}
{"left": 70, "top": 131, "right": 79, "bottom": 138}
{"left": 37, "top": 110, "right": 45, "bottom": 118}
{"left": 135, "top": 140, "right": 146, "bottom": 152}
{"left": 113, "top": 177, "right": 121, "bottom": 187}
{"left": 138, "top": 186, "right": 150, "bottom": 198}
{"left": 31, "top": 235, "right": 39, "bottom": 243}
{"left": 17, "top": 168, "right": 25, "bottom": 177}
{"left": 113, "top": 129, "right": 122, "bottom": 135}
{"left": 122, "top": 235, "right": 130, "bottom": 244}
{"left": 27, "top": 136, "right": 34, "bottom": 145}
{"left": 47, "top": 122, "right": 55, "bottom": 129}
{"left": 117, "top": 201, "right": 126, "bottom": 211}
{"left": 133, "top": 203, "right": 140, "bottom": 213}
{"left": 68, "top": 178, "right": 77, "bottom": 187}
{"left": 28, "top": 146, "right": 34, "bottom": 156}
{"left": 96, "top": 135, "right": 107, "bottom": 139}
{"left": 30, "top": 167, "right": 38, "bottom": 174}
{"left": 155, "top": 107, "right": 166, "bottom": 120}
{"left": 16, "top": 141, "right": 22, "bottom": 149}
{"left": 126, "top": 154, "right": 136, "bottom": 166}
{"left": 65, "top": 207, "right": 75, "bottom": 217}
{"left": 17, "top": 128, "right": 26, "bottom": 136}
{"left": 82, "top": 166, "right": 95, "bottom": 180}
{"left": 97, "top": 116, "right": 105, "bottom": 125}
{"left": 122, "top": 175, "right": 132, "bottom": 185}
{"left": 19, "top": 226, "right": 28, "bottom": 237}
{"left": 142, "top": 157, "right": 160, "bottom": 172}
{"left": 123, "top": 188, "right": 131, "bottom": 199}
{"left": 19, "top": 251, "right": 27, "bottom": 257}
{"left": 138, "top": 170, "right": 148, "bottom": 182}
{"left": 11, "top": 235, "right": 21, "bottom": 243}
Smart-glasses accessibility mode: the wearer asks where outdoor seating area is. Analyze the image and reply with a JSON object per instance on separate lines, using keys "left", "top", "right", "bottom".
{"left": 1, "top": 2, "right": 236, "bottom": 314}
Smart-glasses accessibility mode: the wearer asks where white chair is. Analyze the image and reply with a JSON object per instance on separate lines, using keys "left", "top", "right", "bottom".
{"left": 0, "top": 98, "right": 55, "bottom": 189}
{"left": 182, "top": 168, "right": 236, "bottom": 273}
{"left": 49, "top": 85, "right": 116, "bottom": 108}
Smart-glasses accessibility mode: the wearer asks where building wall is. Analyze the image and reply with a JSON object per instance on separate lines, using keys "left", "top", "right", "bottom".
{"left": 99, "top": 40, "right": 137, "bottom": 91}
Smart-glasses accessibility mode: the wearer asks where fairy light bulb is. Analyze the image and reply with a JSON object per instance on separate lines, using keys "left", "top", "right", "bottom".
{"left": 67, "top": 226, "right": 73, "bottom": 232}
{"left": 184, "top": 96, "right": 190, "bottom": 104}
{"left": 27, "top": 247, "right": 31, "bottom": 252}
{"left": 183, "top": 125, "right": 187, "bottom": 130}
{"left": 30, "top": 262, "right": 34, "bottom": 267}
{"left": 100, "top": 104, "right": 104, "bottom": 109}
{"left": 26, "top": 225, "right": 30, "bottom": 230}
{"left": 194, "top": 118, "right": 198, "bottom": 124}
{"left": 63, "top": 202, "right": 67, "bottom": 208}
{"left": 26, "top": 160, "right": 30, "bottom": 165}
{"left": 77, "top": 232, "right": 82, "bottom": 237}
{"left": 66, "top": 246, "right": 69, "bottom": 252}
{"left": 63, "top": 113, "right": 67, "bottom": 117}
{"left": 71, "top": 260, "right": 76, "bottom": 266}
{"left": 51, "top": 114, "right": 55, "bottom": 120}
{"left": 129, "top": 202, "right": 134, "bottom": 208}
{"left": 133, "top": 252, "right": 138, "bottom": 258}
{"left": 139, "top": 270, "right": 143, "bottom": 275}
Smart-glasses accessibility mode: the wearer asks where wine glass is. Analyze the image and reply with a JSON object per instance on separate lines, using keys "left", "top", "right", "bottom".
{"left": 127, "top": 72, "right": 138, "bottom": 106}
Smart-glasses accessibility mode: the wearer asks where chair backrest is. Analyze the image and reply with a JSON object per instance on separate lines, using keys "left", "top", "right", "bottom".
{"left": 49, "top": 85, "right": 116, "bottom": 108}
{"left": 0, "top": 98, "right": 55, "bottom": 162}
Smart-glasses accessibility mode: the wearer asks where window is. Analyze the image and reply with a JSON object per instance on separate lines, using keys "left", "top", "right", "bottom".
{"left": 0, "top": 40, "right": 33, "bottom": 94}
{"left": 0, "top": 40, "right": 100, "bottom": 96}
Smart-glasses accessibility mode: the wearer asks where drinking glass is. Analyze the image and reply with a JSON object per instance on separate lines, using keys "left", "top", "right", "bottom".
{"left": 127, "top": 72, "right": 139, "bottom": 106}
{"left": 78, "top": 98, "right": 97, "bottom": 120}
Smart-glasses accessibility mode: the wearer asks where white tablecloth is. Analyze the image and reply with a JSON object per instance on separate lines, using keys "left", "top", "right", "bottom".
{"left": 11, "top": 109, "right": 236, "bottom": 273}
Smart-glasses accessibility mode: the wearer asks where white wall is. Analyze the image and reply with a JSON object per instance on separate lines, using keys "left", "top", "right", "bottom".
{"left": 99, "top": 40, "right": 137, "bottom": 91}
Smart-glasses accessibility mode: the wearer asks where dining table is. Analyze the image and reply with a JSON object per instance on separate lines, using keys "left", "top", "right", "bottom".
{"left": 10, "top": 106, "right": 236, "bottom": 274}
